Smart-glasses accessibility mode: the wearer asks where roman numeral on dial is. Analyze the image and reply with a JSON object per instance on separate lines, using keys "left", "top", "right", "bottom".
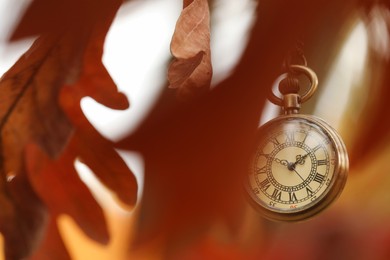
{"left": 285, "top": 132, "right": 294, "bottom": 143}
{"left": 301, "top": 132, "right": 309, "bottom": 144}
{"left": 312, "top": 144, "right": 322, "bottom": 152}
{"left": 270, "top": 137, "right": 280, "bottom": 147}
{"left": 271, "top": 188, "right": 282, "bottom": 200}
{"left": 314, "top": 172, "right": 325, "bottom": 183}
{"left": 306, "top": 187, "right": 314, "bottom": 197}
{"left": 259, "top": 178, "right": 271, "bottom": 191}
{"left": 289, "top": 192, "right": 298, "bottom": 202}
{"left": 256, "top": 166, "right": 267, "bottom": 174}
{"left": 259, "top": 153, "right": 270, "bottom": 159}
{"left": 317, "top": 159, "right": 327, "bottom": 166}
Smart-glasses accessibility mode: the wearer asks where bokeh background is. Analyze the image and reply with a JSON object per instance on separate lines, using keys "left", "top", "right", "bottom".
{"left": 1, "top": 0, "right": 390, "bottom": 259}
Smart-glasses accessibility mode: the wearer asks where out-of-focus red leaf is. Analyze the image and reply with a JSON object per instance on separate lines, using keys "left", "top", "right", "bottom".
{"left": 59, "top": 83, "right": 137, "bottom": 208}
{"left": 10, "top": 0, "right": 122, "bottom": 41}
{"left": 0, "top": 35, "right": 77, "bottom": 178}
{"left": 118, "top": 0, "right": 361, "bottom": 256}
{"left": 171, "top": 235, "right": 261, "bottom": 260}
{"left": 0, "top": 0, "right": 138, "bottom": 257}
{"left": 26, "top": 141, "right": 109, "bottom": 243}
{"left": 30, "top": 217, "right": 71, "bottom": 260}
{"left": 0, "top": 170, "right": 48, "bottom": 260}
{"left": 168, "top": 0, "right": 212, "bottom": 100}
{"left": 24, "top": 34, "right": 137, "bottom": 255}
{"left": 0, "top": 33, "right": 85, "bottom": 259}
{"left": 260, "top": 209, "right": 390, "bottom": 260}
{"left": 56, "top": 8, "right": 137, "bottom": 207}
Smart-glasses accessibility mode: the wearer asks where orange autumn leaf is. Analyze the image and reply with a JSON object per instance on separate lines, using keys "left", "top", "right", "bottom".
{"left": 0, "top": 0, "right": 138, "bottom": 258}
{"left": 30, "top": 217, "right": 71, "bottom": 260}
{"left": 25, "top": 29, "right": 138, "bottom": 258}
{"left": 26, "top": 141, "right": 109, "bottom": 243}
{"left": 0, "top": 33, "right": 84, "bottom": 260}
{"left": 168, "top": 0, "right": 212, "bottom": 100}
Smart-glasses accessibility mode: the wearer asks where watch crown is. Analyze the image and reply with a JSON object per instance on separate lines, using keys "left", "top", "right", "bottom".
{"left": 279, "top": 76, "right": 301, "bottom": 114}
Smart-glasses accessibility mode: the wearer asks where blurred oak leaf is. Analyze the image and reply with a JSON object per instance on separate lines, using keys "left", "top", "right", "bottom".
{"left": 168, "top": 0, "right": 212, "bottom": 100}
{"left": 29, "top": 217, "right": 71, "bottom": 260}
{"left": 0, "top": 0, "right": 138, "bottom": 258}
{"left": 0, "top": 32, "right": 85, "bottom": 260}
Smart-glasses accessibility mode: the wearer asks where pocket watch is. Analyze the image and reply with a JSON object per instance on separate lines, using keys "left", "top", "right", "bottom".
{"left": 246, "top": 65, "right": 348, "bottom": 222}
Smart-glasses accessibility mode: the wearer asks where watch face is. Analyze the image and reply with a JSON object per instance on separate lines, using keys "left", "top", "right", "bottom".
{"left": 247, "top": 115, "right": 348, "bottom": 221}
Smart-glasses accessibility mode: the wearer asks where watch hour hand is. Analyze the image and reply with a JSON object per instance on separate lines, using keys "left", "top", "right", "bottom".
{"left": 274, "top": 158, "right": 290, "bottom": 167}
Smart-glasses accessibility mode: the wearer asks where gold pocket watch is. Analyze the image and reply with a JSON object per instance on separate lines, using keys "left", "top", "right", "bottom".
{"left": 246, "top": 64, "right": 348, "bottom": 222}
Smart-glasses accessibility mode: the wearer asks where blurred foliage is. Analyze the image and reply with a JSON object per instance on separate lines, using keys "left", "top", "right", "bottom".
{"left": 0, "top": 0, "right": 390, "bottom": 259}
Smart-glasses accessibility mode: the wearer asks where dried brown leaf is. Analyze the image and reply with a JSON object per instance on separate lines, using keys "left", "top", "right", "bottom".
{"left": 168, "top": 0, "right": 212, "bottom": 100}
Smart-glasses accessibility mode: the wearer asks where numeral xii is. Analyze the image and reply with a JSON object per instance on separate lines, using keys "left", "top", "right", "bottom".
{"left": 285, "top": 132, "right": 294, "bottom": 143}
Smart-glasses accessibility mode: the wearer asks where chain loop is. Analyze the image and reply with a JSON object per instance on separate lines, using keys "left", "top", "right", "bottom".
{"left": 268, "top": 65, "right": 318, "bottom": 107}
